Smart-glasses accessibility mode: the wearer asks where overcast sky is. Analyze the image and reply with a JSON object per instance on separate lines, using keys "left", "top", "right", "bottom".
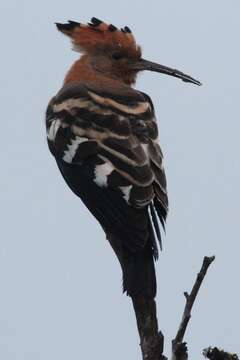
{"left": 1, "top": 0, "right": 240, "bottom": 359}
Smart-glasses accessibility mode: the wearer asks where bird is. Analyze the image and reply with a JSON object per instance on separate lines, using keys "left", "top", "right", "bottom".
{"left": 46, "top": 17, "right": 201, "bottom": 300}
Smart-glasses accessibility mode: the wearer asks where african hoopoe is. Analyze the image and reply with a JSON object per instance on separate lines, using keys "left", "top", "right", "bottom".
{"left": 46, "top": 17, "right": 200, "bottom": 299}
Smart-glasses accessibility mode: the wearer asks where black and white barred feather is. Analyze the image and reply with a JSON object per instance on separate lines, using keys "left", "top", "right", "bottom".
{"left": 46, "top": 82, "right": 168, "bottom": 257}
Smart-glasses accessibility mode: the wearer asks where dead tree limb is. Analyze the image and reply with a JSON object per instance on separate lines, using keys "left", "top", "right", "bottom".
{"left": 132, "top": 296, "right": 165, "bottom": 360}
{"left": 106, "top": 237, "right": 238, "bottom": 360}
{"left": 172, "top": 256, "right": 215, "bottom": 360}
{"left": 203, "top": 347, "right": 239, "bottom": 360}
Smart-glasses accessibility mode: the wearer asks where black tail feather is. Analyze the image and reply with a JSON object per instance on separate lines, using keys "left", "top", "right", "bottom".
{"left": 121, "top": 239, "right": 156, "bottom": 299}
{"left": 108, "top": 218, "right": 157, "bottom": 299}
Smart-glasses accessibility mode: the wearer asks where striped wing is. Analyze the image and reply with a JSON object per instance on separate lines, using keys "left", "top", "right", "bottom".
{"left": 46, "top": 82, "right": 168, "bottom": 251}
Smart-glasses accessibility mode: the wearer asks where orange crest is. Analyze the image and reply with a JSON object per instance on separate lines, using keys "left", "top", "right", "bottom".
{"left": 56, "top": 17, "right": 141, "bottom": 59}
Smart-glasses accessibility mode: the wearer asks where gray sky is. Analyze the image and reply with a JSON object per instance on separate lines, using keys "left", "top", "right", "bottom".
{"left": 1, "top": 0, "right": 240, "bottom": 359}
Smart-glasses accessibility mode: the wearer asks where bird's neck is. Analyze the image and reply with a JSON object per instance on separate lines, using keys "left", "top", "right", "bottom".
{"left": 64, "top": 55, "right": 95, "bottom": 84}
{"left": 64, "top": 55, "right": 136, "bottom": 88}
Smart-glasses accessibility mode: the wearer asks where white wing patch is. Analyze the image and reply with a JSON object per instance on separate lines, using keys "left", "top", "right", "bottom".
{"left": 62, "top": 136, "right": 88, "bottom": 163}
{"left": 119, "top": 185, "right": 133, "bottom": 203}
{"left": 94, "top": 162, "right": 114, "bottom": 187}
{"left": 47, "top": 119, "right": 61, "bottom": 141}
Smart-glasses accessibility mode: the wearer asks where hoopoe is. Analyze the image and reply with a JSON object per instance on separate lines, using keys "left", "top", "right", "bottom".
{"left": 46, "top": 17, "right": 201, "bottom": 299}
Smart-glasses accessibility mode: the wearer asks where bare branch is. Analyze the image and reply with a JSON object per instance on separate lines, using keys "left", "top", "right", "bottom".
{"left": 172, "top": 256, "right": 215, "bottom": 358}
{"left": 132, "top": 297, "right": 166, "bottom": 360}
{"left": 203, "top": 347, "right": 239, "bottom": 360}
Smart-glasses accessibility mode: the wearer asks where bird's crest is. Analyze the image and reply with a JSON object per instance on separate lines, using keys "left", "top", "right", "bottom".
{"left": 56, "top": 17, "right": 141, "bottom": 59}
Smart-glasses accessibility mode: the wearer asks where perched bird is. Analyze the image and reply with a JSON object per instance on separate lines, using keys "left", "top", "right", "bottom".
{"left": 46, "top": 17, "right": 200, "bottom": 299}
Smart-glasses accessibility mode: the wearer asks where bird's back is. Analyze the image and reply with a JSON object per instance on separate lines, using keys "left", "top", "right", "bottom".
{"left": 46, "top": 81, "right": 168, "bottom": 257}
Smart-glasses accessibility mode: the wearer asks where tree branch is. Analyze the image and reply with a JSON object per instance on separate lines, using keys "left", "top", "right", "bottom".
{"left": 203, "top": 347, "right": 239, "bottom": 360}
{"left": 132, "top": 296, "right": 166, "bottom": 360}
{"left": 172, "top": 256, "right": 215, "bottom": 359}
{"left": 106, "top": 237, "right": 238, "bottom": 360}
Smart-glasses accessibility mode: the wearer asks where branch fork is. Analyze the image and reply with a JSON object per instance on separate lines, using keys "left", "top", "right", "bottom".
{"left": 132, "top": 255, "right": 227, "bottom": 360}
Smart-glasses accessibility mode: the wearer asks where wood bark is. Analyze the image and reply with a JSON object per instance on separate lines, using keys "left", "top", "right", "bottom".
{"left": 132, "top": 296, "right": 165, "bottom": 360}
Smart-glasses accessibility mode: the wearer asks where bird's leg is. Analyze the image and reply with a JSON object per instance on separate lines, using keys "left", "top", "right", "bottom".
{"left": 132, "top": 296, "right": 165, "bottom": 360}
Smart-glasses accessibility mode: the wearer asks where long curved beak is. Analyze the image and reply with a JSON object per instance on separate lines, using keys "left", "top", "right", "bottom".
{"left": 137, "top": 58, "right": 202, "bottom": 86}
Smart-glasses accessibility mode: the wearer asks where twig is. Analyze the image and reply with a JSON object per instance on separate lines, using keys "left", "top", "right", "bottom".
{"left": 203, "top": 347, "right": 239, "bottom": 360}
{"left": 172, "top": 256, "right": 215, "bottom": 359}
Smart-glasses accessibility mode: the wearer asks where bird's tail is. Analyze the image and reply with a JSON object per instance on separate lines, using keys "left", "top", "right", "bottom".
{"left": 122, "top": 240, "right": 156, "bottom": 299}
{"left": 108, "top": 220, "right": 157, "bottom": 299}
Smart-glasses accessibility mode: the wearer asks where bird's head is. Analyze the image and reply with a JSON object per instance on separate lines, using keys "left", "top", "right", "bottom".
{"left": 56, "top": 17, "right": 201, "bottom": 86}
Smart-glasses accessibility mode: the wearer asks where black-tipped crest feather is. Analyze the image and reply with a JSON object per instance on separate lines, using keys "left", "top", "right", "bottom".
{"left": 55, "top": 21, "right": 79, "bottom": 32}
{"left": 108, "top": 24, "right": 118, "bottom": 32}
{"left": 90, "top": 17, "right": 103, "bottom": 26}
{"left": 68, "top": 20, "right": 80, "bottom": 26}
{"left": 124, "top": 26, "right": 132, "bottom": 33}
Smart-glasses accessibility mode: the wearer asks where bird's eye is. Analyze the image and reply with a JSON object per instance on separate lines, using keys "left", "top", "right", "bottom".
{"left": 112, "top": 51, "right": 124, "bottom": 60}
